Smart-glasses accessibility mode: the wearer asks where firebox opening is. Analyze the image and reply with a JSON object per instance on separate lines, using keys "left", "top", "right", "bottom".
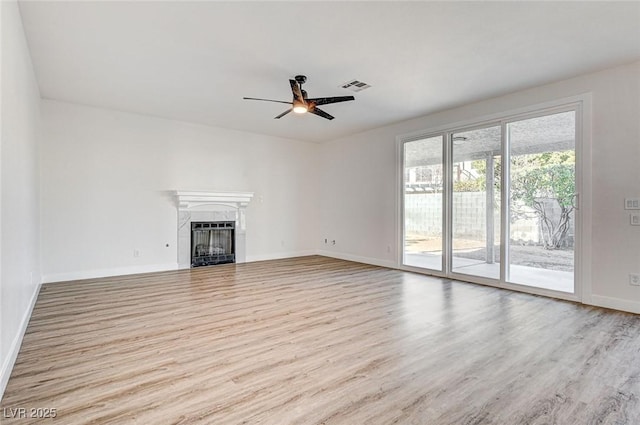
{"left": 191, "top": 221, "right": 235, "bottom": 268}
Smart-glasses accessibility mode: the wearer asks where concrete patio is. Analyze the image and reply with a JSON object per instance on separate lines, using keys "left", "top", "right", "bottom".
{"left": 405, "top": 252, "right": 574, "bottom": 293}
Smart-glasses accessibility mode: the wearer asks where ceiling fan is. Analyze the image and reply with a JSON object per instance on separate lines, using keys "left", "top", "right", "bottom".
{"left": 243, "top": 75, "right": 355, "bottom": 120}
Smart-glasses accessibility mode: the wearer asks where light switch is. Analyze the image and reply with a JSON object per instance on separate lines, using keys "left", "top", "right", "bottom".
{"left": 625, "top": 198, "right": 640, "bottom": 210}
{"left": 631, "top": 213, "right": 640, "bottom": 226}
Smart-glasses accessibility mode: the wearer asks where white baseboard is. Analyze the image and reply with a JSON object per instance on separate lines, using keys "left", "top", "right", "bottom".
{"left": 316, "top": 250, "right": 398, "bottom": 269}
{"left": 245, "top": 250, "right": 317, "bottom": 263}
{"left": 588, "top": 295, "right": 640, "bottom": 315}
{"left": 40, "top": 254, "right": 323, "bottom": 282}
{"left": 41, "top": 262, "right": 179, "bottom": 283}
{"left": 1, "top": 283, "right": 41, "bottom": 401}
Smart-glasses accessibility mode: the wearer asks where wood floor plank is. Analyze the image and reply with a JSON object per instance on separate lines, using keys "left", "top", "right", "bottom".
{"left": 1, "top": 256, "right": 639, "bottom": 424}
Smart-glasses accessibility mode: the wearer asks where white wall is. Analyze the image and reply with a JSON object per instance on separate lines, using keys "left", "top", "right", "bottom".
{"left": 0, "top": 0, "right": 42, "bottom": 397}
{"left": 319, "top": 61, "right": 640, "bottom": 313}
{"left": 40, "top": 101, "right": 319, "bottom": 282}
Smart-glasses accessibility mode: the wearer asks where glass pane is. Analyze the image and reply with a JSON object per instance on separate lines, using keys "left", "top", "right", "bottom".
{"left": 451, "top": 126, "right": 501, "bottom": 279}
{"left": 403, "top": 136, "right": 444, "bottom": 270}
{"left": 507, "top": 111, "right": 575, "bottom": 293}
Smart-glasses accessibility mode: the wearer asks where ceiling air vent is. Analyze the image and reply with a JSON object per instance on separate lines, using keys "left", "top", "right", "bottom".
{"left": 340, "top": 79, "right": 371, "bottom": 92}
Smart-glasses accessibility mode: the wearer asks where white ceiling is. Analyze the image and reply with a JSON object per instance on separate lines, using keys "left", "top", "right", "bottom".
{"left": 17, "top": 1, "right": 640, "bottom": 143}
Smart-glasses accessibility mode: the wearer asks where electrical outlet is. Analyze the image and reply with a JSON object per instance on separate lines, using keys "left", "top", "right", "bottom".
{"left": 332, "top": 240, "right": 336, "bottom": 245}
{"left": 133, "top": 249, "right": 140, "bottom": 258}
{"left": 630, "top": 273, "right": 640, "bottom": 286}
{"left": 631, "top": 213, "right": 640, "bottom": 226}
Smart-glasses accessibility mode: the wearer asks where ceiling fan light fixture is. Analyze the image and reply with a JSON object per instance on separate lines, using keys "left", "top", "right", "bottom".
{"left": 292, "top": 101, "right": 308, "bottom": 114}
{"left": 243, "top": 75, "right": 355, "bottom": 121}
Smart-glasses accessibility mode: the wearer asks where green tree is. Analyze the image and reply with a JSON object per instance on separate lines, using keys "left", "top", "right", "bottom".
{"left": 459, "top": 151, "right": 575, "bottom": 249}
{"left": 510, "top": 151, "right": 575, "bottom": 249}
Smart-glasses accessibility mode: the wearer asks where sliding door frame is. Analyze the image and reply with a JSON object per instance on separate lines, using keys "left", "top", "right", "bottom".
{"left": 499, "top": 104, "right": 583, "bottom": 300}
{"left": 398, "top": 132, "right": 448, "bottom": 277}
{"left": 397, "top": 94, "right": 592, "bottom": 304}
{"left": 446, "top": 120, "right": 502, "bottom": 286}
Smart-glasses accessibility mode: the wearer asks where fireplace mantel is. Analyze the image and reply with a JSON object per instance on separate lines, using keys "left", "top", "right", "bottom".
{"left": 174, "top": 191, "right": 254, "bottom": 210}
{"left": 174, "top": 191, "right": 253, "bottom": 269}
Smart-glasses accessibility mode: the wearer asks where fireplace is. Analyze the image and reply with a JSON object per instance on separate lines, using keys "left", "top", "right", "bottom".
{"left": 175, "top": 191, "right": 253, "bottom": 270}
{"left": 191, "top": 221, "right": 235, "bottom": 267}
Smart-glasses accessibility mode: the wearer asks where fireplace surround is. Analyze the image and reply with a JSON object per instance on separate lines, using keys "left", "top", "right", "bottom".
{"left": 174, "top": 191, "right": 253, "bottom": 269}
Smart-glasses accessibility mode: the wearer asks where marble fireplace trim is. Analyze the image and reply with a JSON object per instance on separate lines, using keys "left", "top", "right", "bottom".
{"left": 174, "top": 191, "right": 254, "bottom": 269}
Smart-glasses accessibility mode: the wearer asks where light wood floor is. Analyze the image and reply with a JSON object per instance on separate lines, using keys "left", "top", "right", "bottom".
{"left": 2, "top": 256, "right": 639, "bottom": 424}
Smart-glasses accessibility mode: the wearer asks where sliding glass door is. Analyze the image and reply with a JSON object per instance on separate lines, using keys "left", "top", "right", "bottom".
{"left": 506, "top": 111, "right": 576, "bottom": 293}
{"left": 403, "top": 135, "right": 444, "bottom": 271}
{"left": 402, "top": 105, "right": 579, "bottom": 297}
{"left": 451, "top": 125, "right": 501, "bottom": 279}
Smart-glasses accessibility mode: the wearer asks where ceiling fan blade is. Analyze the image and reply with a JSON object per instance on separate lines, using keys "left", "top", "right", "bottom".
{"left": 274, "top": 109, "right": 292, "bottom": 119}
{"left": 243, "top": 97, "right": 292, "bottom": 105}
{"left": 307, "top": 96, "right": 355, "bottom": 106}
{"left": 289, "top": 79, "right": 304, "bottom": 102}
{"left": 309, "top": 107, "right": 334, "bottom": 120}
